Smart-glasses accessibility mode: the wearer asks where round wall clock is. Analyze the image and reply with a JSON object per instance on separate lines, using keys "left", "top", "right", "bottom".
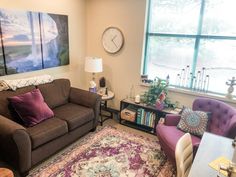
{"left": 102, "top": 27, "right": 124, "bottom": 54}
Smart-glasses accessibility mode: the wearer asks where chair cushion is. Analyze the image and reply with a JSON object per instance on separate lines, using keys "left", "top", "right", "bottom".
{"left": 156, "top": 125, "right": 201, "bottom": 163}
{"left": 53, "top": 103, "right": 94, "bottom": 131}
{"left": 177, "top": 108, "right": 209, "bottom": 137}
{"left": 27, "top": 117, "right": 68, "bottom": 149}
{"left": 8, "top": 89, "right": 54, "bottom": 127}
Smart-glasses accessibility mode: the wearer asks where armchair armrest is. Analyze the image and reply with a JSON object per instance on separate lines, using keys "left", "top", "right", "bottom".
{"left": 193, "top": 142, "right": 200, "bottom": 159}
{"left": 0, "top": 115, "right": 31, "bottom": 173}
{"left": 165, "top": 114, "right": 181, "bottom": 126}
{"left": 69, "top": 87, "right": 101, "bottom": 127}
{"left": 226, "top": 115, "right": 236, "bottom": 139}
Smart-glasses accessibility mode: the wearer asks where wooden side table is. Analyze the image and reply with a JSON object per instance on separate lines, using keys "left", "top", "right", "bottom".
{"left": 0, "top": 168, "right": 14, "bottom": 177}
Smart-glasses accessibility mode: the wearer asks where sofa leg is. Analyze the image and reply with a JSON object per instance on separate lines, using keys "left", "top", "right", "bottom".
{"left": 90, "top": 127, "right": 97, "bottom": 132}
{"left": 20, "top": 171, "right": 29, "bottom": 177}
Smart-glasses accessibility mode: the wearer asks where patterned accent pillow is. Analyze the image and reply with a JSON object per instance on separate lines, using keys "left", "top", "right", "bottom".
{"left": 177, "top": 108, "right": 209, "bottom": 137}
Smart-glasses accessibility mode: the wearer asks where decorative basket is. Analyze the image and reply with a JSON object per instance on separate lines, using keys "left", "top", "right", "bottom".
{"left": 121, "top": 108, "right": 136, "bottom": 122}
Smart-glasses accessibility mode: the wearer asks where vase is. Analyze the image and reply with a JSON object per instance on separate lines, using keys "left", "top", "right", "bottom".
{"left": 156, "top": 100, "right": 164, "bottom": 110}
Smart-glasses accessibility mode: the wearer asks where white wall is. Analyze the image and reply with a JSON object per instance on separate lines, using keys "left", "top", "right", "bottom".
{"left": 0, "top": 0, "right": 87, "bottom": 88}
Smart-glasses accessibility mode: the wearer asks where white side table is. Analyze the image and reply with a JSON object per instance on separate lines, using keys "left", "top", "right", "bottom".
{"left": 98, "top": 89, "right": 115, "bottom": 126}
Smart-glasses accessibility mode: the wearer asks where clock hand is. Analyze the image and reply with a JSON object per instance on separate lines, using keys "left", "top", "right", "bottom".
{"left": 112, "top": 35, "right": 117, "bottom": 41}
{"left": 112, "top": 40, "right": 118, "bottom": 48}
{"left": 111, "top": 35, "right": 117, "bottom": 41}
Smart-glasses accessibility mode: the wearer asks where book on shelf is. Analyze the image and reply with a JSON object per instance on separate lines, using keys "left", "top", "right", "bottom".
{"left": 141, "top": 109, "right": 145, "bottom": 125}
{"left": 136, "top": 108, "right": 156, "bottom": 128}
{"left": 146, "top": 111, "right": 150, "bottom": 126}
{"left": 136, "top": 108, "right": 142, "bottom": 124}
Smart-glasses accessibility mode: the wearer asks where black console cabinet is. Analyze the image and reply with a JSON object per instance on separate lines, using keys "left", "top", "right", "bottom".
{"left": 119, "top": 99, "right": 180, "bottom": 134}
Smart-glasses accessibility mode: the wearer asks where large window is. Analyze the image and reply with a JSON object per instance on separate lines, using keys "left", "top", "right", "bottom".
{"left": 144, "top": 0, "right": 236, "bottom": 95}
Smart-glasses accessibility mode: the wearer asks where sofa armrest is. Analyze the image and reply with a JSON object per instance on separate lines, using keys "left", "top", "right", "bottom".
{"left": 0, "top": 115, "right": 31, "bottom": 173}
{"left": 69, "top": 87, "right": 101, "bottom": 127}
{"left": 165, "top": 114, "right": 181, "bottom": 126}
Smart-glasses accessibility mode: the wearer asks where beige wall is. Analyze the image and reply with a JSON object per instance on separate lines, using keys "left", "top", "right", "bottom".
{"left": 86, "top": 0, "right": 236, "bottom": 109}
{"left": 86, "top": 0, "right": 147, "bottom": 109}
{"left": 0, "top": 0, "right": 87, "bottom": 88}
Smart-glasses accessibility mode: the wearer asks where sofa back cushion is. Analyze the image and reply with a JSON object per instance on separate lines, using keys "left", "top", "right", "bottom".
{"left": 0, "top": 86, "right": 35, "bottom": 121}
{"left": 37, "top": 79, "right": 70, "bottom": 109}
{"left": 8, "top": 89, "right": 54, "bottom": 127}
{"left": 193, "top": 97, "right": 236, "bottom": 137}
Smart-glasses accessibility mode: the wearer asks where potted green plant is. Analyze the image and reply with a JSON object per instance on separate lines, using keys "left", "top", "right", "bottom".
{"left": 141, "top": 77, "right": 170, "bottom": 109}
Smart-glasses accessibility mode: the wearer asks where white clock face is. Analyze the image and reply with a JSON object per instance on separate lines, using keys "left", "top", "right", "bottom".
{"left": 102, "top": 27, "right": 124, "bottom": 54}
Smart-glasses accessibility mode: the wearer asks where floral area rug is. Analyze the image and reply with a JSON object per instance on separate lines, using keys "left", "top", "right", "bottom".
{"left": 29, "top": 126, "right": 176, "bottom": 177}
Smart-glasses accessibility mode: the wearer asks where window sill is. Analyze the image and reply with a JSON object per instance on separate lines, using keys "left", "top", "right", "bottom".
{"left": 140, "top": 83, "right": 236, "bottom": 105}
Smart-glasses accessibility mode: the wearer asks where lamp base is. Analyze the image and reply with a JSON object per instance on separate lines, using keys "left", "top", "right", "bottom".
{"left": 89, "top": 80, "right": 97, "bottom": 93}
{"left": 89, "top": 87, "right": 97, "bottom": 93}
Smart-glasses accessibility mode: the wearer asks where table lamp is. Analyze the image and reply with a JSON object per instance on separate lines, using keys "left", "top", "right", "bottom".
{"left": 84, "top": 57, "right": 103, "bottom": 92}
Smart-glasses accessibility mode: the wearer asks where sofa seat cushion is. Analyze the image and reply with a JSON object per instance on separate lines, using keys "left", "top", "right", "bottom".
{"left": 156, "top": 124, "right": 201, "bottom": 162}
{"left": 27, "top": 117, "right": 68, "bottom": 149}
{"left": 53, "top": 103, "right": 94, "bottom": 131}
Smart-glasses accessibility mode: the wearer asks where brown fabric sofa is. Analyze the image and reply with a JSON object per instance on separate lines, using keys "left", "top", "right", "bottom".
{"left": 0, "top": 79, "right": 101, "bottom": 176}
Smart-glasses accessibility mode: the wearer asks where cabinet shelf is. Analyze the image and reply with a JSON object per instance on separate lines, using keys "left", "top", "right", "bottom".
{"left": 119, "top": 98, "right": 180, "bottom": 135}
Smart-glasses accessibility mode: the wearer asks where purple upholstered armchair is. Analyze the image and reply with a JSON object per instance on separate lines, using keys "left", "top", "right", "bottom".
{"left": 156, "top": 97, "right": 236, "bottom": 164}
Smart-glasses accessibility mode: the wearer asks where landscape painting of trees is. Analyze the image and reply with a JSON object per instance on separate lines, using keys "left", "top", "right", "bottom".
{"left": 0, "top": 8, "right": 69, "bottom": 76}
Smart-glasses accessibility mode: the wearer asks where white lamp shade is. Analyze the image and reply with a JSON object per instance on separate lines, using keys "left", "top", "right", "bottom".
{"left": 84, "top": 57, "right": 103, "bottom": 73}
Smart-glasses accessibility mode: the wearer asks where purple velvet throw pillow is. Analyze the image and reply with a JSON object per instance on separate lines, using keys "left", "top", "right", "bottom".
{"left": 8, "top": 89, "right": 54, "bottom": 127}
